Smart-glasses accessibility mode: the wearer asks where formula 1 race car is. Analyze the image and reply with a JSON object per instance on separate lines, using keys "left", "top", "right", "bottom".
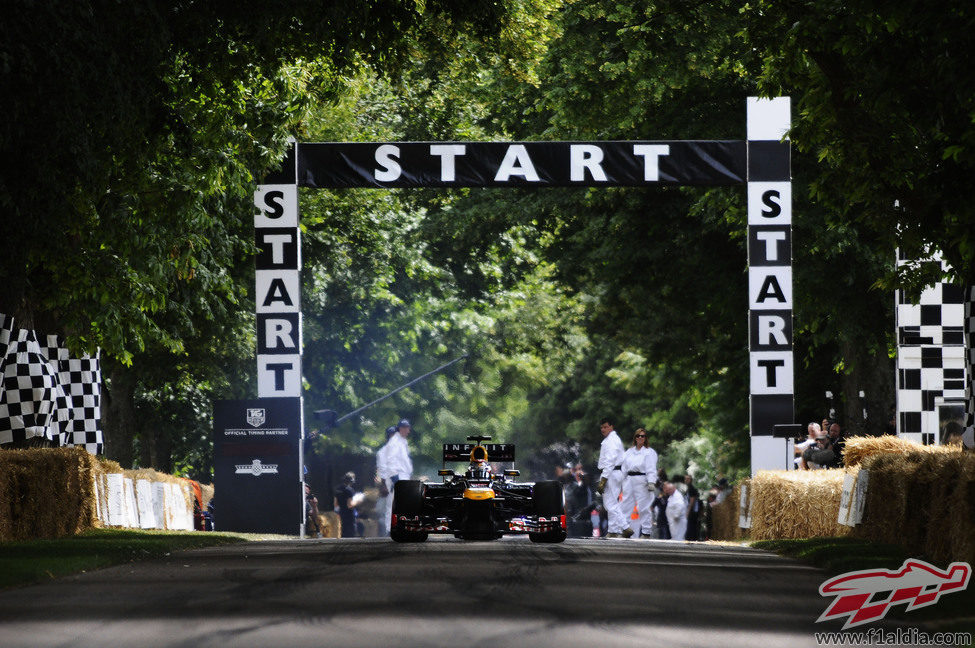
{"left": 390, "top": 435, "right": 567, "bottom": 543}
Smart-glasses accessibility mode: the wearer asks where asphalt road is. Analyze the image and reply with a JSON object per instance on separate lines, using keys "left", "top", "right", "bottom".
{"left": 0, "top": 537, "right": 893, "bottom": 648}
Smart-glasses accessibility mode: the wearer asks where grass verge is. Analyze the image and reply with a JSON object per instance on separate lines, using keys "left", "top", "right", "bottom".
{"left": 0, "top": 528, "right": 252, "bottom": 590}
{"left": 752, "top": 537, "right": 975, "bottom": 637}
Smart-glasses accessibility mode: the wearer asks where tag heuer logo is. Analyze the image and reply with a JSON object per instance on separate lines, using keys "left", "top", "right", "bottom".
{"left": 235, "top": 459, "right": 279, "bottom": 476}
{"left": 246, "top": 408, "right": 266, "bottom": 427}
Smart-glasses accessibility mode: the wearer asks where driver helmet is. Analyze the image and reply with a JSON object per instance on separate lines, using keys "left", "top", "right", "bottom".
{"left": 469, "top": 462, "right": 492, "bottom": 480}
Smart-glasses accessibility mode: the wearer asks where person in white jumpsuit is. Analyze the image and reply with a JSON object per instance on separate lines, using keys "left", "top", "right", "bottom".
{"left": 596, "top": 418, "right": 625, "bottom": 537}
{"left": 664, "top": 481, "right": 687, "bottom": 541}
{"left": 619, "top": 427, "right": 657, "bottom": 538}
{"left": 382, "top": 418, "right": 413, "bottom": 532}
{"left": 374, "top": 426, "right": 397, "bottom": 536}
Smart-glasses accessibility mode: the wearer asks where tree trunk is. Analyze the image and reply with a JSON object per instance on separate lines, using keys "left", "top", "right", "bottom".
{"left": 839, "top": 338, "right": 894, "bottom": 437}
{"left": 861, "top": 348, "right": 895, "bottom": 437}
{"left": 146, "top": 426, "right": 173, "bottom": 474}
{"left": 101, "top": 359, "right": 137, "bottom": 467}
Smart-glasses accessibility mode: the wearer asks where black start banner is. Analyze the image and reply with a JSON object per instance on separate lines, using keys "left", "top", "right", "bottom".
{"left": 297, "top": 141, "right": 746, "bottom": 188}
{"left": 212, "top": 397, "right": 302, "bottom": 535}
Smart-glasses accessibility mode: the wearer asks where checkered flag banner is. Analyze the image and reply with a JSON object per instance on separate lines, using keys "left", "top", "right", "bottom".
{"left": 964, "top": 286, "right": 975, "bottom": 449}
{"left": 894, "top": 250, "right": 969, "bottom": 444}
{"left": 0, "top": 314, "right": 103, "bottom": 454}
{"left": 0, "top": 317, "right": 61, "bottom": 446}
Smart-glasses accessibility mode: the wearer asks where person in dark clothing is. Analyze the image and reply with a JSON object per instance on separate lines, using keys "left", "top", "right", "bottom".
{"left": 555, "top": 462, "right": 575, "bottom": 495}
{"left": 801, "top": 430, "right": 836, "bottom": 469}
{"left": 683, "top": 474, "right": 700, "bottom": 541}
{"left": 651, "top": 491, "right": 670, "bottom": 539}
{"left": 826, "top": 422, "right": 846, "bottom": 467}
{"left": 565, "top": 463, "right": 594, "bottom": 537}
{"left": 304, "top": 482, "right": 321, "bottom": 537}
{"left": 333, "top": 471, "right": 360, "bottom": 538}
{"left": 701, "top": 492, "right": 717, "bottom": 540}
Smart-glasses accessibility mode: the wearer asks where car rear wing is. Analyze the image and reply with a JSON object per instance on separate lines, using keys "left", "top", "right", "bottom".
{"left": 442, "top": 443, "right": 515, "bottom": 463}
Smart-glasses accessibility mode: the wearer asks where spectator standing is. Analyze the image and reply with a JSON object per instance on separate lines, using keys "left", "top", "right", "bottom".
{"left": 565, "top": 463, "right": 594, "bottom": 537}
{"left": 305, "top": 482, "right": 322, "bottom": 538}
{"left": 701, "top": 491, "right": 717, "bottom": 540}
{"left": 714, "top": 477, "right": 731, "bottom": 505}
{"left": 555, "top": 462, "right": 573, "bottom": 487}
{"left": 650, "top": 488, "right": 669, "bottom": 539}
{"left": 334, "top": 471, "right": 361, "bottom": 538}
{"left": 619, "top": 427, "right": 657, "bottom": 538}
{"left": 374, "top": 425, "right": 397, "bottom": 536}
{"left": 683, "top": 473, "right": 700, "bottom": 541}
{"left": 663, "top": 481, "right": 687, "bottom": 541}
{"left": 827, "top": 422, "right": 846, "bottom": 467}
{"left": 596, "top": 418, "right": 625, "bottom": 537}
{"left": 382, "top": 418, "right": 414, "bottom": 530}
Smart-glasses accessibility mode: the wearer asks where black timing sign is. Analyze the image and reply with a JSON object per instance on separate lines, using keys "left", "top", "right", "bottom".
{"left": 212, "top": 397, "right": 302, "bottom": 535}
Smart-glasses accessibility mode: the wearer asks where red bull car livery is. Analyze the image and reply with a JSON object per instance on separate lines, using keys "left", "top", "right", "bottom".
{"left": 390, "top": 435, "right": 567, "bottom": 543}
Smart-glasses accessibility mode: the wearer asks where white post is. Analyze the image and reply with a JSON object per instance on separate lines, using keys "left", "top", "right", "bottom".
{"left": 747, "top": 97, "right": 793, "bottom": 475}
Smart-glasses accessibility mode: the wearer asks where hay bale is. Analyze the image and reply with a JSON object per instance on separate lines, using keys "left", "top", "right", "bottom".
{"left": 200, "top": 483, "right": 214, "bottom": 509}
{"left": 922, "top": 453, "right": 968, "bottom": 563}
{"left": 748, "top": 470, "right": 849, "bottom": 540}
{"left": 851, "top": 449, "right": 975, "bottom": 563}
{"left": 318, "top": 511, "right": 341, "bottom": 538}
{"left": 708, "top": 484, "right": 741, "bottom": 540}
{"left": 853, "top": 451, "right": 927, "bottom": 548}
{"left": 843, "top": 435, "right": 961, "bottom": 468}
{"left": 123, "top": 467, "right": 194, "bottom": 518}
{"left": 0, "top": 447, "right": 99, "bottom": 541}
{"left": 948, "top": 455, "right": 975, "bottom": 564}
{"left": 0, "top": 449, "right": 214, "bottom": 539}
{"left": 91, "top": 458, "right": 124, "bottom": 528}
{"left": 900, "top": 453, "right": 947, "bottom": 554}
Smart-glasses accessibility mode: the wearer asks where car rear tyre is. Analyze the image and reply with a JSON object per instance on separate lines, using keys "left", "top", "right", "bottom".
{"left": 529, "top": 480, "right": 567, "bottom": 543}
{"left": 390, "top": 480, "right": 428, "bottom": 543}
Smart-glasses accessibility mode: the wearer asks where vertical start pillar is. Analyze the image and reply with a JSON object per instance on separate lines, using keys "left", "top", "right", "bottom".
{"left": 747, "top": 97, "right": 794, "bottom": 474}
{"left": 212, "top": 144, "right": 305, "bottom": 536}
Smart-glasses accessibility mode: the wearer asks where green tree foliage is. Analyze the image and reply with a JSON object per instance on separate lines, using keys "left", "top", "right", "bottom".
{"left": 0, "top": 0, "right": 507, "bottom": 356}
{"left": 6, "top": 0, "right": 937, "bottom": 485}
{"left": 296, "top": 65, "right": 593, "bottom": 490}
{"left": 1, "top": 1, "right": 512, "bottom": 474}
{"left": 393, "top": 0, "right": 897, "bottom": 477}
{"left": 747, "top": 1, "right": 975, "bottom": 286}
{"left": 509, "top": 0, "right": 895, "bottom": 441}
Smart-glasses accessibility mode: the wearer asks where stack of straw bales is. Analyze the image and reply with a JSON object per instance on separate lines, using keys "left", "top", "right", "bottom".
{"left": 852, "top": 445, "right": 974, "bottom": 564}
{"left": 1, "top": 447, "right": 211, "bottom": 541}
{"left": 747, "top": 469, "right": 850, "bottom": 540}
{"left": 706, "top": 435, "right": 973, "bottom": 564}
{"left": 843, "top": 434, "right": 961, "bottom": 468}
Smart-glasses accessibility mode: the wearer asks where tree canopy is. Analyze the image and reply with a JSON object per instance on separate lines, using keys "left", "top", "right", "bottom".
{"left": 4, "top": 0, "right": 971, "bottom": 489}
{"left": 748, "top": 1, "right": 975, "bottom": 286}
